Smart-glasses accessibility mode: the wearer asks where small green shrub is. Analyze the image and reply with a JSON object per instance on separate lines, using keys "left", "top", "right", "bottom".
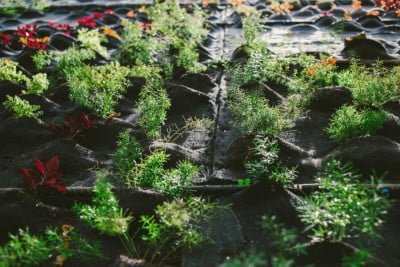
{"left": 295, "top": 159, "right": 390, "bottom": 243}
{"left": 0, "top": 226, "right": 102, "bottom": 267}
{"left": 242, "top": 15, "right": 262, "bottom": 46}
{"left": 73, "top": 172, "right": 133, "bottom": 236}
{"left": 77, "top": 28, "right": 109, "bottom": 59}
{"left": 0, "top": 59, "right": 27, "bottom": 84}
{"left": 32, "top": 50, "right": 52, "bottom": 69}
{"left": 24, "top": 73, "right": 49, "bottom": 95}
{"left": 326, "top": 105, "right": 387, "bottom": 142}
{"left": 67, "top": 61, "right": 130, "bottom": 118}
{"left": 339, "top": 63, "right": 400, "bottom": 108}
{"left": 228, "top": 88, "right": 288, "bottom": 136}
{"left": 3, "top": 95, "right": 42, "bottom": 118}
{"left": 118, "top": 20, "right": 153, "bottom": 65}
{"left": 56, "top": 47, "right": 96, "bottom": 78}
{"left": 137, "top": 82, "right": 171, "bottom": 139}
{"left": 112, "top": 130, "right": 142, "bottom": 179}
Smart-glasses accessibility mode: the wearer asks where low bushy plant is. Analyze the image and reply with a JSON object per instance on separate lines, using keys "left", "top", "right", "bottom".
{"left": 137, "top": 81, "right": 171, "bottom": 139}
{"left": 295, "top": 159, "right": 390, "bottom": 243}
{"left": 67, "top": 61, "right": 130, "bottom": 118}
{"left": 0, "top": 59, "right": 27, "bottom": 84}
{"left": 3, "top": 95, "right": 42, "bottom": 118}
{"left": 77, "top": 28, "right": 109, "bottom": 59}
{"left": 73, "top": 172, "right": 133, "bottom": 236}
{"left": 338, "top": 62, "right": 400, "bottom": 108}
{"left": 228, "top": 88, "right": 288, "bottom": 136}
{"left": 0, "top": 226, "right": 102, "bottom": 267}
{"left": 326, "top": 105, "right": 387, "bottom": 142}
{"left": 24, "top": 73, "right": 49, "bottom": 95}
{"left": 56, "top": 47, "right": 96, "bottom": 78}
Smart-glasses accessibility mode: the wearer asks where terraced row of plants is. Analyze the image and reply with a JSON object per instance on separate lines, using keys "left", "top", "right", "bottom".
{"left": 0, "top": 0, "right": 400, "bottom": 266}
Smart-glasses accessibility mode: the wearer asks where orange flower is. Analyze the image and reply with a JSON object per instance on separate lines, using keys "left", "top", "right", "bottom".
{"left": 367, "top": 10, "right": 380, "bottom": 16}
{"left": 61, "top": 224, "right": 74, "bottom": 232}
{"left": 126, "top": 10, "right": 136, "bottom": 18}
{"left": 327, "top": 57, "right": 337, "bottom": 65}
{"left": 351, "top": 0, "right": 362, "bottom": 9}
{"left": 396, "top": 10, "right": 400, "bottom": 18}
{"left": 103, "top": 26, "right": 121, "bottom": 40}
{"left": 306, "top": 67, "right": 315, "bottom": 76}
{"left": 228, "top": 0, "right": 243, "bottom": 6}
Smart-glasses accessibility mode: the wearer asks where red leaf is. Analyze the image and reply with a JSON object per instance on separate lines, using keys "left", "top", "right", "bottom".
{"left": 21, "top": 168, "right": 37, "bottom": 191}
{"left": 45, "top": 156, "right": 60, "bottom": 174}
{"left": 35, "top": 159, "right": 46, "bottom": 175}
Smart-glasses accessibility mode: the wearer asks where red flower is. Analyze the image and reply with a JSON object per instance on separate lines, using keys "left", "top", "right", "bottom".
{"left": 91, "top": 12, "right": 104, "bottom": 19}
{"left": 77, "top": 17, "right": 97, "bottom": 28}
{"left": 48, "top": 113, "right": 95, "bottom": 141}
{"left": 47, "top": 22, "right": 74, "bottom": 31}
{"left": 21, "top": 156, "right": 66, "bottom": 192}
{"left": 0, "top": 33, "right": 11, "bottom": 46}
{"left": 16, "top": 24, "right": 38, "bottom": 38}
{"left": 25, "top": 39, "right": 47, "bottom": 50}
{"left": 376, "top": 0, "right": 400, "bottom": 11}
{"left": 104, "top": 9, "right": 114, "bottom": 14}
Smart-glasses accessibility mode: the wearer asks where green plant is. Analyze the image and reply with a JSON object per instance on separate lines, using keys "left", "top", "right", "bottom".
{"left": 67, "top": 61, "right": 130, "bottom": 118}
{"left": 228, "top": 88, "right": 288, "bottom": 136}
{"left": 32, "top": 50, "right": 52, "bottom": 69}
{"left": 56, "top": 47, "right": 96, "bottom": 78}
{"left": 137, "top": 81, "right": 171, "bottom": 139}
{"left": 112, "top": 130, "right": 143, "bottom": 179}
{"left": 338, "top": 62, "right": 400, "bottom": 108}
{"left": 129, "top": 151, "right": 198, "bottom": 197}
{"left": 3, "top": 95, "right": 42, "bottom": 118}
{"left": 342, "top": 249, "right": 372, "bottom": 267}
{"left": 0, "top": 226, "right": 102, "bottom": 267}
{"left": 242, "top": 15, "right": 262, "bottom": 46}
{"left": 326, "top": 105, "right": 387, "bottom": 142}
{"left": 0, "top": 59, "right": 27, "bottom": 84}
{"left": 118, "top": 20, "right": 153, "bottom": 66}
{"left": 24, "top": 73, "right": 49, "bottom": 95}
{"left": 139, "top": 197, "right": 216, "bottom": 263}
{"left": 268, "top": 163, "right": 296, "bottom": 187}
{"left": 161, "top": 117, "right": 213, "bottom": 142}
{"left": 77, "top": 28, "right": 109, "bottom": 58}
{"left": 295, "top": 159, "right": 391, "bottom": 243}
{"left": 175, "top": 43, "right": 206, "bottom": 73}
{"left": 73, "top": 172, "right": 133, "bottom": 236}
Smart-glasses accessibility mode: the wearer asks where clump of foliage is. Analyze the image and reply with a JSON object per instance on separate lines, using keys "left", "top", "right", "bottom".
{"left": 32, "top": 50, "right": 52, "bottom": 69}
{"left": 136, "top": 78, "right": 171, "bottom": 139}
{"left": 228, "top": 88, "right": 288, "bottom": 136}
{"left": 149, "top": 0, "right": 207, "bottom": 73}
{"left": 24, "top": 73, "right": 49, "bottom": 95}
{"left": 77, "top": 28, "right": 109, "bottom": 59}
{"left": 67, "top": 61, "right": 130, "bottom": 118}
{"left": 242, "top": 14, "right": 262, "bottom": 46}
{"left": 288, "top": 56, "right": 339, "bottom": 103}
{"left": 338, "top": 62, "right": 400, "bottom": 108}
{"left": 74, "top": 175, "right": 216, "bottom": 265}
{"left": 245, "top": 136, "right": 296, "bottom": 186}
{"left": 118, "top": 20, "right": 153, "bottom": 66}
{"left": 295, "top": 159, "right": 391, "bottom": 243}
{"left": 139, "top": 197, "right": 216, "bottom": 263}
{"left": 56, "top": 47, "right": 96, "bottom": 78}
{"left": 73, "top": 172, "right": 133, "bottom": 236}
{"left": 326, "top": 105, "right": 387, "bottom": 142}
{"left": 222, "top": 214, "right": 303, "bottom": 267}
{"left": 3, "top": 95, "right": 42, "bottom": 118}
{"left": 48, "top": 113, "right": 95, "bottom": 141}
{"left": 0, "top": 225, "right": 102, "bottom": 267}
{"left": 0, "top": 59, "right": 27, "bottom": 84}
{"left": 112, "top": 130, "right": 143, "bottom": 179}
{"left": 21, "top": 156, "right": 66, "bottom": 192}
{"left": 112, "top": 130, "right": 198, "bottom": 196}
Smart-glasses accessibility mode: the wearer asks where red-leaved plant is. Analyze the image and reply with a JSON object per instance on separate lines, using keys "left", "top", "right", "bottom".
{"left": 21, "top": 156, "right": 67, "bottom": 192}
{"left": 48, "top": 113, "right": 95, "bottom": 141}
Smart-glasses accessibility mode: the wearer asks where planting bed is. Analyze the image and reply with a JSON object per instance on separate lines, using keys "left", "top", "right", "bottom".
{"left": 1, "top": 0, "right": 400, "bottom": 266}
